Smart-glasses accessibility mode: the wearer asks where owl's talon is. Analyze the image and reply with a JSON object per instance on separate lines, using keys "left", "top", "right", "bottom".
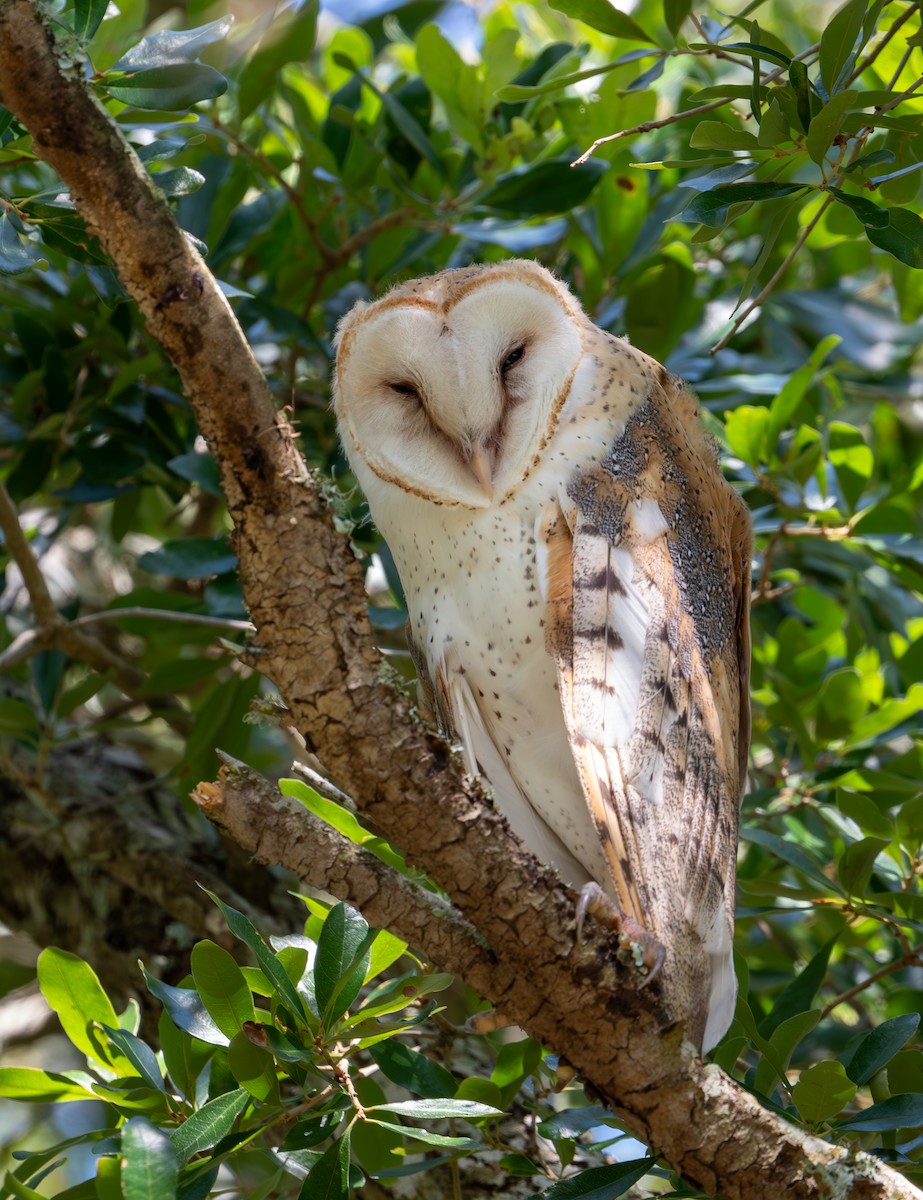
{"left": 576, "top": 882, "right": 664, "bottom": 985}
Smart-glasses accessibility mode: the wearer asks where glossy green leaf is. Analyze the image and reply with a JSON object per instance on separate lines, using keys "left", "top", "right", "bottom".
{"left": 828, "top": 188, "right": 890, "bottom": 228}
{"left": 227, "top": 1031, "right": 279, "bottom": 1103}
{"left": 169, "top": 1088, "right": 249, "bottom": 1164}
{"left": 121, "top": 1117, "right": 178, "bottom": 1200}
{"left": 792, "top": 1060, "right": 857, "bottom": 1122}
{"left": 0, "top": 1067, "right": 96, "bottom": 1103}
{"left": 189, "top": 941, "right": 255, "bottom": 1039}
{"left": 478, "top": 159, "right": 607, "bottom": 216}
{"left": 113, "top": 19, "right": 234, "bottom": 69}
{"left": 828, "top": 421, "right": 873, "bottom": 511}
{"left": 142, "top": 968, "right": 228, "bottom": 1047}
{"left": 819, "top": 0, "right": 867, "bottom": 95}
{"left": 549, "top": 0, "right": 653, "bottom": 42}
{"left": 73, "top": 0, "right": 109, "bottom": 41}
{"left": 137, "top": 537, "right": 236, "bottom": 580}
{"left": 37, "top": 948, "right": 122, "bottom": 1068}
{"left": 866, "top": 207, "right": 923, "bottom": 268}
{"left": 766, "top": 334, "right": 840, "bottom": 448}
{"left": 806, "top": 89, "right": 858, "bottom": 163}
{"left": 300, "top": 1133, "right": 351, "bottom": 1200}
{"left": 313, "top": 902, "right": 373, "bottom": 1024}
{"left": 100, "top": 1027, "right": 165, "bottom": 1091}
{"left": 676, "top": 182, "right": 804, "bottom": 226}
{"left": 369, "top": 1039, "right": 456, "bottom": 1098}
{"left": 103, "top": 64, "right": 228, "bottom": 112}
{"left": 845, "top": 1014, "right": 920, "bottom": 1085}
{"left": 371, "top": 1098, "right": 503, "bottom": 1120}
{"left": 835, "top": 1093, "right": 923, "bottom": 1132}
{"left": 202, "top": 891, "right": 308, "bottom": 1022}
{"left": 526, "top": 1158, "right": 656, "bottom": 1199}
{"left": 725, "top": 405, "right": 770, "bottom": 465}
{"left": 759, "top": 934, "right": 839, "bottom": 1038}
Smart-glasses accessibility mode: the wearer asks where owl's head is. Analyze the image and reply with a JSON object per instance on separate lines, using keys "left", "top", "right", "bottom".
{"left": 333, "top": 260, "right": 586, "bottom": 508}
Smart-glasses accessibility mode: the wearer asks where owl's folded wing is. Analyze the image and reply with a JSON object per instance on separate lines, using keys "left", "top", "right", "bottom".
{"left": 538, "top": 383, "right": 751, "bottom": 1049}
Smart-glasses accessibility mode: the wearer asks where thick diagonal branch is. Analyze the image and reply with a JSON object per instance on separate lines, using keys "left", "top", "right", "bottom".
{"left": 0, "top": 5, "right": 919, "bottom": 1197}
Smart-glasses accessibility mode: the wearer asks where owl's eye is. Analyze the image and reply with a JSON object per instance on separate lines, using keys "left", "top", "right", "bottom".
{"left": 501, "top": 345, "right": 526, "bottom": 374}
{"left": 390, "top": 381, "right": 421, "bottom": 400}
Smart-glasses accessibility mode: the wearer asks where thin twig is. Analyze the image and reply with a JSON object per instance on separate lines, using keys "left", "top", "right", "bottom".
{"left": 69, "top": 607, "right": 254, "bottom": 633}
{"left": 710, "top": 194, "right": 833, "bottom": 353}
{"left": 0, "top": 483, "right": 58, "bottom": 626}
{"left": 820, "top": 942, "right": 923, "bottom": 1019}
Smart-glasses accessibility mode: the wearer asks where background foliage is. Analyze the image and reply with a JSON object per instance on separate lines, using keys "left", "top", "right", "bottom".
{"left": 1, "top": 0, "right": 922, "bottom": 1195}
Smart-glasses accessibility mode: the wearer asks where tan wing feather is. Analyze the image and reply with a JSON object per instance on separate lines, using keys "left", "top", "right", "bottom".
{"left": 541, "top": 365, "right": 752, "bottom": 1050}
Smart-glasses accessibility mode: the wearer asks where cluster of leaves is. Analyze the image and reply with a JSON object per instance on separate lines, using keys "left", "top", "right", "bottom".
{"left": 1, "top": 0, "right": 922, "bottom": 1195}
{"left": 0, "top": 888, "right": 522, "bottom": 1200}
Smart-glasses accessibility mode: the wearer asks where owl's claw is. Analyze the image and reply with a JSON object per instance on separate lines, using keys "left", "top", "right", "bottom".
{"left": 576, "top": 882, "right": 665, "bottom": 985}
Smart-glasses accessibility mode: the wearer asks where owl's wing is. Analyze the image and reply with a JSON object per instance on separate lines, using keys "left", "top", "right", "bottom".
{"left": 538, "top": 370, "right": 751, "bottom": 1050}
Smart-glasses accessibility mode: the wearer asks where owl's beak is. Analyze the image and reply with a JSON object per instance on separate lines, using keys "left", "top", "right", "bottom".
{"left": 467, "top": 441, "right": 495, "bottom": 499}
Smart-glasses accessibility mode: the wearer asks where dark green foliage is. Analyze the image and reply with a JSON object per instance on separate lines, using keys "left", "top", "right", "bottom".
{"left": 1, "top": 0, "right": 922, "bottom": 1195}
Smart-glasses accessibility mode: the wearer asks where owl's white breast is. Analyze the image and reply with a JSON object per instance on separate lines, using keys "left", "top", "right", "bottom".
{"left": 359, "top": 345, "right": 640, "bottom": 895}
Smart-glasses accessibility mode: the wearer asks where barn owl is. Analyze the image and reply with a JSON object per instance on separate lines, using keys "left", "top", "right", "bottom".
{"left": 333, "top": 260, "right": 751, "bottom": 1052}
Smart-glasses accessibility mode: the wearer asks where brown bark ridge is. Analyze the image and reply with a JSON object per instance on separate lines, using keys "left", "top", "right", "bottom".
{"left": 0, "top": 3, "right": 919, "bottom": 1197}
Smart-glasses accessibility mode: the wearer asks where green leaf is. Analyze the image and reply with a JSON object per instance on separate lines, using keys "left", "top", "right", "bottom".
{"left": 227, "top": 1030, "right": 279, "bottom": 1104}
{"left": 526, "top": 1158, "right": 656, "bottom": 1199}
{"left": 828, "top": 188, "right": 890, "bottom": 228}
{"left": 754, "top": 1010, "right": 821, "bottom": 1095}
{"left": 121, "top": 1117, "right": 178, "bottom": 1200}
{"left": 313, "top": 903, "right": 374, "bottom": 1025}
{"left": 725, "top": 405, "right": 770, "bottom": 465}
{"left": 113, "top": 19, "right": 234, "bottom": 69}
{"left": 202, "top": 891, "right": 309, "bottom": 1023}
{"left": 789, "top": 60, "right": 813, "bottom": 131}
{"left": 766, "top": 334, "right": 840, "bottom": 448}
{"left": 478, "top": 159, "right": 607, "bottom": 216}
{"left": 454, "top": 1077, "right": 504, "bottom": 1111}
{"left": 538, "top": 1105, "right": 612, "bottom": 1140}
{"left": 137, "top": 537, "right": 236, "bottom": 580}
{"left": 548, "top": 0, "right": 653, "bottom": 42}
{"left": 677, "top": 182, "right": 804, "bottom": 226}
{"left": 718, "top": 42, "right": 792, "bottom": 68}
{"left": 887, "top": 1050, "right": 923, "bottom": 1095}
{"left": 806, "top": 89, "right": 859, "bottom": 163}
{"left": 100, "top": 1026, "right": 165, "bottom": 1091}
{"left": 300, "top": 1133, "right": 351, "bottom": 1200}
{"left": 364, "top": 930, "right": 407, "bottom": 982}
{"left": 415, "top": 24, "right": 483, "bottom": 150}
{"left": 845, "top": 1014, "right": 921, "bottom": 1085}
{"left": 760, "top": 934, "right": 839, "bottom": 1037}
{"left": 73, "top": 0, "right": 109, "bottom": 41}
{"left": 837, "top": 836, "right": 891, "bottom": 894}
{"left": 150, "top": 167, "right": 206, "bottom": 197}
{"left": 103, "top": 64, "right": 228, "bottom": 112}
{"left": 37, "top": 948, "right": 122, "bottom": 1068}
{"left": 169, "top": 1088, "right": 249, "bottom": 1164}
{"left": 369, "top": 1040, "right": 456, "bottom": 1099}
{"left": 792, "top": 1060, "right": 857, "bottom": 1123}
{"left": 866, "top": 207, "right": 923, "bottom": 268}
{"left": 365, "top": 1120, "right": 482, "bottom": 1150}
{"left": 828, "top": 421, "right": 873, "bottom": 512}
{"left": 819, "top": 0, "right": 868, "bottom": 95}
{"left": 688, "top": 122, "right": 762, "bottom": 152}
{"left": 834, "top": 1093, "right": 923, "bottom": 1132}
{"left": 371, "top": 1099, "right": 503, "bottom": 1120}
{"left": 189, "top": 941, "right": 255, "bottom": 1039}
{"left": 0, "top": 1067, "right": 96, "bottom": 1103}
{"left": 664, "top": 0, "right": 692, "bottom": 36}
{"left": 0, "top": 212, "right": 43, "bottom": 275}
{"left": 142, "top": 968, "right": 228, "bottom": 1047}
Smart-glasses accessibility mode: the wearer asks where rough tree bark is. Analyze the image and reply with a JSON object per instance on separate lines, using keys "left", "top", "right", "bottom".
{"left": 0, "top": 3, "right": 919, "bottom": 1198}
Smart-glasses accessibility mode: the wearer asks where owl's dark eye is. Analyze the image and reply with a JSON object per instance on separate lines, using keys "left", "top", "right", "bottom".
{"left": 390, "top": 381, "right": 420, "bottom": 400}
{"left": 501, "top": 344, "right": 525, "bottom": 374}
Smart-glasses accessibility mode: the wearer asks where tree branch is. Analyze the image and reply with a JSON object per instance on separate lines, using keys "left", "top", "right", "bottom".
{"left": 1, "top": 4, "right": 920, "bottom": 1197}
